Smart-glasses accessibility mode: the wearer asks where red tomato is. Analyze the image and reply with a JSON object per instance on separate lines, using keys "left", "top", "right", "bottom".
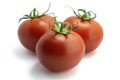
{"left": 64, "top": 9, "right": 103, "bottom": 52}
{"left": 36, "top": 21, "right": 85, "bottom": 72}
{"left": 18, "top": 7, "right": 54, "bottom": 52}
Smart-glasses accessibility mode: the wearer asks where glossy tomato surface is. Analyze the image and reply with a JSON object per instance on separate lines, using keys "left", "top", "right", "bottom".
{"left": 18, "top": 15, "right": 54, "bottom": 52}
{"left": 36, "top": 31, "right": 85, "bottom": 72}
{"left": 64, "top": 16, "right": 103, "bottom": 52}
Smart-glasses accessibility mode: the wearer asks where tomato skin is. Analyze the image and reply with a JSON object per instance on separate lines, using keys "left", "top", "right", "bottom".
{"left": 36, "top": 31, "right": 85, "bottom": 72}
{"left": 64, "top": 16, "right": 103, "bottom": 52}
{"left": 18, "top": 15, "right": 54, "bottom": 52}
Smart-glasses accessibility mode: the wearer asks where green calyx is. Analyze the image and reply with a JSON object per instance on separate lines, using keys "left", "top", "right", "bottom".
{"left": 77, "top": 9, "right": 96, "bottom": 20}
{"left": 19, "top": 3, "right": 51, "bottom": 22}
{"left": 69, "top": 6, "right": 96, "bottom": 20}
{"left": 49, "top": 18, "right": 78, "bottom": 35}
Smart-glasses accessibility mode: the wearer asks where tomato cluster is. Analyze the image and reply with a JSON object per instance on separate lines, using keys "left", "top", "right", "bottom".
{"left": 18, "top": 5, "right": 103, "bottom": 72}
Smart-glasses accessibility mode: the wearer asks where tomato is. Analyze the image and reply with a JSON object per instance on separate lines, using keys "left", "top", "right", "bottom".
{"left": 64, "top": 9, "right": 103, "bottom": 52}
{"left": 18, "top": 7, "right": 54, "bottom": 52}
{"left": 36, "top": 21, "right": 85, "bottom": 72}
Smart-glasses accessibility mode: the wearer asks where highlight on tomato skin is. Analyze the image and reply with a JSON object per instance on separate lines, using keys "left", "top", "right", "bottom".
{"left": 36, "top": 20, "right": 85, "bottom": 72}
{"left": 18, "top": 3, "right": 54, "bottom": 52}
{"left": 64, "top": 8, "right": 103, "bottom": 53}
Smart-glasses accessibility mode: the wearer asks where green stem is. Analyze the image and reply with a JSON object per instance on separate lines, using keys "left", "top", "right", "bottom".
{"left": 19, "top": 2, "right": 51, "bottom": 22}
{"left": 42, "top": 2, "right": 51, "bottom": 15}
{"left": 87, "top": 11, "right": 97, "bottom": 19}
{"left": 78, "top": 9, "right": 91, "bottom": 20}
{"left": 49, "top": 18, "right": 78, "bottom": 35}
{"left": 78, "top": 9, "right": 96, "bottom": 20}
{"left": 67, "top": 6, "right": 97, "bottom": 20}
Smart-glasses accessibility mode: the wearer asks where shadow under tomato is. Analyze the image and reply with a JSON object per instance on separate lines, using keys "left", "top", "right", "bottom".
{"left": 84, "top": 50, "right": 97, "bottom": 59}
{"left": 13, "top": 46, "right": 36, "bottom": 60}
{"left": 30, "top": 61, "right": 79, "bottom": 80}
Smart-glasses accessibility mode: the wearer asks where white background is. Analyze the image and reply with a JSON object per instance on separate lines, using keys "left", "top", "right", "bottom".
{"left": 0, "top": 0, "right": 120, "bottom": 80}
